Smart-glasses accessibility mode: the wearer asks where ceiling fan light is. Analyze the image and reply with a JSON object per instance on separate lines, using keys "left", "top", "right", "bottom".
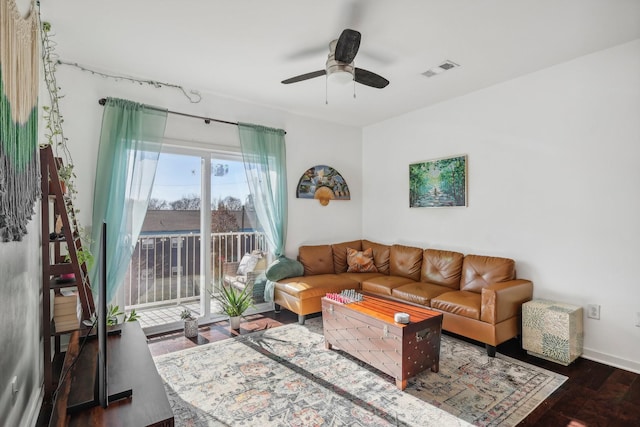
{"left": 326, "top": 61, "right": 354, "bottom": 84}
{"left": 329, "top": 70, "right": 354, "bottom": 84}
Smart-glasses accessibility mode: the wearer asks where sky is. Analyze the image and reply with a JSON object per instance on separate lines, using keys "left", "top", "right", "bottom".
{"left": 151, "top": 152, "right": 250, "bottom": 205}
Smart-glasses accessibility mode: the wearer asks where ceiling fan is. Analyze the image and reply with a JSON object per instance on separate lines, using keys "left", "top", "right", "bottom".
{"left": 281, "top": 29, "right": 389, "bottom": 89}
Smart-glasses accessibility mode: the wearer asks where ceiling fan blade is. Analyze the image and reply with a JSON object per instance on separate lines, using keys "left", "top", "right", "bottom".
{"left": 281, "top": 70, "right": 327, "bottom": 84}
{"left": 335, "top": 29, "right": 361, "bottom": 64}
{"left": 354, "top": 68, "right": 389, "bottom": 89}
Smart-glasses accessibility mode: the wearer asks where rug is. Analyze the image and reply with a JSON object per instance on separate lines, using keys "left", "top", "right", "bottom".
{"left": 153, "top": 317, "right": 566, "bottom": 426}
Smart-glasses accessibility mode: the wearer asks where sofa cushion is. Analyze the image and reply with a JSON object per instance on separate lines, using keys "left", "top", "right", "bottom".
{"left": 332, "top": 240, "right": 363, "bottom": 273}
{"left": 265, "top": 256, "right": 304, "bottom": 281}
{"left": 362, "top": 240, "right": 390, "bottom": 275}
{"left": 338, "top": 271, "right": 384, "bottom": 285}
{"left": 431, "top": 291, "right": 481, "bottom": 320}
{"left": 361, "top": 276, "right": 416, "bottom": 296}
{"left": 461, "top": 255, "right": 515, "bottom": 293}
{"left": 389, "top": 244, "right": 423, "bottom": 281}
{"left": 421, "top": 249, "right": 464, "bottom": 289}
{"left": 346, "top": 248, "right": 378, "bottom": 273}
{"left": 392, "top": 282, "right": 454, "bottom": 306}
{"left": 298, "top": 245, "right": 334, "bottom": 276}
{"left": 275, "top": 274, "right": 358, "bottom": 299}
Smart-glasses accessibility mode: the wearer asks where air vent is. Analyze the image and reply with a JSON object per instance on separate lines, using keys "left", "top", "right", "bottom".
{"left": 422, "top": 60, "right": 459, "bottom": 78}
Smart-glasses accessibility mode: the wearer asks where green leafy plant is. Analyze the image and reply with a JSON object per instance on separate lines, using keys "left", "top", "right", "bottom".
{"left": 106, "top": 304, "right": 124, "bottom": 325}
{"left": 40, "top": 18, "right": 92, "bottom": 260}
{"left": 57, "top": 163, "right": 76, "bottom": 195}
{"left": 40, "top": 20, "right": 74, "bottom": 183}
{"left": 64, "top": 247, "right": 95, "bottom": 272}
{"left": 180, "top": 309, "right": 195, "bottom": 321}
{"left": 212, "top": 285, "right": 254, "bottom": 317}
{"left": 126, "top": 308, "right": 140, "bottom": 322}
{"left": 88, "top": 304, "right": 140, "bottom": 326}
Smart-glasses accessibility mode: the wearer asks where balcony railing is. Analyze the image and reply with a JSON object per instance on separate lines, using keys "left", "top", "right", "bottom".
{"left": 124, "top": 231, "right": 268, "bottom": 310}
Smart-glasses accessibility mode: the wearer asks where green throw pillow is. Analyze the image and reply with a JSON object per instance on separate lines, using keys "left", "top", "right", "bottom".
{"left": 265, "top": 256, "right": 304, "bottom": 281}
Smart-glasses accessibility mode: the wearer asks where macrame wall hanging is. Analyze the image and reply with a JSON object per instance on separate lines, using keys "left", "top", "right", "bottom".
{"left": 0, "top": 0, "right": 39, "bottom": 242}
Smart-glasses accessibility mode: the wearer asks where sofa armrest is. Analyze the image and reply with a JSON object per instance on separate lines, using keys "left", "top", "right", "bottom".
{"left": 224, "top": 268, "right": 266, "bottom": 303}
{"left": 480, "top": 279, "right": 533, "bottom": 324}
{"left": 246, "top": 270, "right": 264, "bottom": 282}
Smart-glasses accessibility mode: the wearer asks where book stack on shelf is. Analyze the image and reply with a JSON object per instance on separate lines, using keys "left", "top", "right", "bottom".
{"left": 54, "top": 289, "right": 79, "bottom": 332}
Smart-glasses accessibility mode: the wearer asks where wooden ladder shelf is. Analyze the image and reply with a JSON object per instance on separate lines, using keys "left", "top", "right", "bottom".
{"left": 40, "top": 145, "right": 95, "bottom": 400}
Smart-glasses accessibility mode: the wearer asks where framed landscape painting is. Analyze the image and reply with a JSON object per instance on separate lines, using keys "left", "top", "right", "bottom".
{"left": 409, "top": 154, "right": 467, "bottom": 207}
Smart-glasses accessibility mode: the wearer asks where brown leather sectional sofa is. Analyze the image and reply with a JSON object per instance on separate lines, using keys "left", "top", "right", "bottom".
{"left": 274, "top": 239, "right": 533, "bottom": 356}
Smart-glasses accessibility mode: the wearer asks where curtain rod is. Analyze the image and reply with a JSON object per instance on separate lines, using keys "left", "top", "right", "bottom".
{"left": 97, "top": 98, "right": 286, "bottom": 134}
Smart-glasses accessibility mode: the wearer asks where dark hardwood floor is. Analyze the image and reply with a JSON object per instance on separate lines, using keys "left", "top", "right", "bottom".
{"left": 497, "top": 336, "right": 640, "bottom": 426}
{"left": 38, "top": 310, "right": 639, "bottom": 426}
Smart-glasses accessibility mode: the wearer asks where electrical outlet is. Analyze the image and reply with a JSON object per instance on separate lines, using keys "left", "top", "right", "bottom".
{"left": 587, "top": 304, "right": 600, "bottom": 320}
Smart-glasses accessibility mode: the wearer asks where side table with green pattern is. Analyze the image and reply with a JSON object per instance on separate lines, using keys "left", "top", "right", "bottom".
{"left": 522, "top": 299, "right": 584, "bottom": 365}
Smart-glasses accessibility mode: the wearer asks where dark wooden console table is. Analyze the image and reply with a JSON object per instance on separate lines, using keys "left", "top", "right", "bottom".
{"left": 49, "top": 322, "right": 174, "bottom": 426}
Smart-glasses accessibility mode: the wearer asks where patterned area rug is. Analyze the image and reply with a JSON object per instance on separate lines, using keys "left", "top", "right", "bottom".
{"left": 153, "top": 317, "right": 566, "bottom": 426}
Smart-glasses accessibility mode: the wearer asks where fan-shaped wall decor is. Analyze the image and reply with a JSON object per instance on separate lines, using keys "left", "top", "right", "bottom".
{"left": 296, "top": 165, "right": 350, "bottom": 206}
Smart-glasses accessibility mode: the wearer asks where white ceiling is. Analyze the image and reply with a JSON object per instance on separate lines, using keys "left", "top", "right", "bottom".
{"left": 39, "top": 0, "right": 640, "bottom": 127}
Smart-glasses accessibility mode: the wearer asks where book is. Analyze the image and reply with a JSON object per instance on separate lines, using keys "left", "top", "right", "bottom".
{"left": 54, "top": 295, "right": 77, "bottom": 304}
{"left": 55, "top": 319, "right": 79, "bottom": 328}
{"left": 60, "top": 288, "right": 77, "bottom": 297}
{"left": 54, "top": 305, "right": 77, "bottom": 317}
{"left": 54, "top": 301, "right": 76, "bottom": 309}
{"left": 55, "top": 321, "right": 79, "bottom": 332}
{"left": 54, "top": 294, "right": 77, "bottom": 316}
{"left": 54, "top": 313, "right": 79, "bottom": 323}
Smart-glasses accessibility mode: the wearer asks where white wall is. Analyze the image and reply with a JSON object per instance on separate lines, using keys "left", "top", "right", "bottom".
{"left": 363, "top": 40, "right": 640, "bottom": 373}
{"left": 54, "top": 66, "right": 363, "bottom": 259}
{"left": 1, "top": 0, "right": 48, "bottom": 425}
{"left": 0, "top": 216, "right": 42, "bottom": 426}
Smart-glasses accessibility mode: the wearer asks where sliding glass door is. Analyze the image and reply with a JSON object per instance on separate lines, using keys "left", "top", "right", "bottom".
{"left": 122, "top": 150, "right": 203, "bottom": 328}
{"left": 121, "top": 145, "right": 268, "bottom": 330}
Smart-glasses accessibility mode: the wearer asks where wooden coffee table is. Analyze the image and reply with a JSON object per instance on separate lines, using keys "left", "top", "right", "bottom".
{"left": 321, "top": 294, "right": 443, "bottom": 390}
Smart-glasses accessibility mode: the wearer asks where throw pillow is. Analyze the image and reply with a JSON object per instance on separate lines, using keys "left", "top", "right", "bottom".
{"left": 265, "top": 255, "right": 304, "bottom": 281}
{"left": 251, "top": 250, "right": 267, "bottom": 271}
{"left": 346, "top": 247, "right": 378, "bottom": 273}
{"left": 237, "top": 253, "right": 260, "bottom": 275}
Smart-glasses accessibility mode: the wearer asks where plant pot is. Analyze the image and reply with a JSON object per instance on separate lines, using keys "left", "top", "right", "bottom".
{"left": 48, "top": 180, "right": 66, "bottom": 195}
{"left": 229, "top": 316, "right": 241, "bottom": 330}
{"left": 184, "top": 318, "right": 198, "bottom": 338}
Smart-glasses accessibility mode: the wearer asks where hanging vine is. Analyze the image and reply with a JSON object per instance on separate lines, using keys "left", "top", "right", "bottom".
{"left": 39, "top": 17, "right": 77, "bottom": 195}
{"left": 37, "top": 9, "right": 91, "bottom": 261}
{"left": 58, "top": 60, "right": 202, "bottom": 104}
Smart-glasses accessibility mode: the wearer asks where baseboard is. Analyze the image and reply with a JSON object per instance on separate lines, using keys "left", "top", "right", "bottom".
{"left": 581, "top": 347, "right": 640, "bottom": 374}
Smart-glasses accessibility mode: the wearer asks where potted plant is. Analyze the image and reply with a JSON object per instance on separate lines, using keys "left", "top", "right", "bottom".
{"left": 180, "top": 309, "right": 198, "bottom": 338}
{"left": 58, "top": 247, "right": 95, "bottom": 283}
{"left": 85, "top": 304, "right": 140, "bottom": 326}
{"left": 74, "top": 247, "right": 95, "bottom": 271}
{"left": 56, "top": 163, "right": 75, "bottom": 195}
{"left": 212, "top": 285, "right": 254, "bottom": 330}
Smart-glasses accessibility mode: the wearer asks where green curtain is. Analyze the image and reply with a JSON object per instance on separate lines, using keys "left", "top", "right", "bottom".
{"left": 90, "top": 98, "right": 167, "bottom": 303}
{"left": 238, "top": 123, "right": 287, "bottom": 257}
